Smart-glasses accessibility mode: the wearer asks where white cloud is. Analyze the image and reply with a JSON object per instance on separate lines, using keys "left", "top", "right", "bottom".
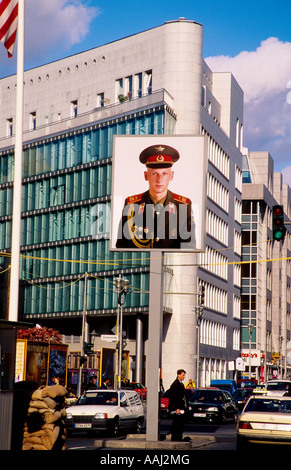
{"left": 206, "top": 37, "right": 291, "bottom": 104}
{"left": 205, "top": 38, "right": 291, "bottom": 174}
{"left": 25, "top": 0, "right": 100, "bottom": 59}
{"left": 0, "top": 0, "right": 101, "bottom": 78}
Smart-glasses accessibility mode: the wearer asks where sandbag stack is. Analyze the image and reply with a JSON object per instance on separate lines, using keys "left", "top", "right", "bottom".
{"left": 22, "top": 384, "right": 67, "bottom": 450}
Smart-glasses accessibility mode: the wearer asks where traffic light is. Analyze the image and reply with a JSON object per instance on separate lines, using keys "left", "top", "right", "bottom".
{"left": 198, "top": 285, "right": 205, "bottom": 305}
{"left": 116, "top": 339, "right": 127, "bottom": 350}
{"left": 83, "top": 342, "right": 94, "bottom": 356}
{"left": 80, "top": 356, "right": 87, "bottom": 365}
{"left": 272, "top": 205, "right": 286, "bottom": 242}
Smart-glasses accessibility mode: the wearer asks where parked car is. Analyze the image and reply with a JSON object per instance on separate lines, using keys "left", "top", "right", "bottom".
{"left": 237, "top": 395, "right": 291, "bottom": 449}
{"left": 65, "top": 389, "right": 144, "bottom": 436}
{"left": 188, "top": 388, "right": 238, "bottom": 423}
{"left": 237, "top": 388, "right": 253, "bottom": 412}
{"left": 237, "top": 379, "right": 257, "bottom": 390}
{"left": 266, "top": 379, "right": 291, "bottom": 396}
{"left": 160, "top": 388, "right": 195, "bottom": 418}
{"left": 210, "top": 379, "right": 239, "bottom": 403}
{"left": 127, "top": 382, "right": 147, "bottom": 400}
{"left": 160, "top": 389, "right": 172, "bottom": 417}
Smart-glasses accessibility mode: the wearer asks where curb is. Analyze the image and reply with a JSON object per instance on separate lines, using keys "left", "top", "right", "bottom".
{"left": 94, "top": 433, "right": 215, "bottom": 450}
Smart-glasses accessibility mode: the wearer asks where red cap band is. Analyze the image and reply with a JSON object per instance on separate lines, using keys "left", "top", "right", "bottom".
{"left": 145, "top": 154, "right": 173, "bottom": 165}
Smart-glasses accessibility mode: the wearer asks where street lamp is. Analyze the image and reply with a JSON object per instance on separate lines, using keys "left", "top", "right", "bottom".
{"left": 193, "top": 284, "right": 205, "bottom": 388}
{"left": 114, "top": 276, "right": 129, "bottom": 388}
{"left": 77, "top": 272, "right": 88, "bottom": 397}
{"left": 194, "top": 305, "right": 204, "bottom": 388}
{"left": 248, "top": 323, "right": 254, "bottom": 380}
{"left": 90, "top": 329, "right": 97, "bottom": 344}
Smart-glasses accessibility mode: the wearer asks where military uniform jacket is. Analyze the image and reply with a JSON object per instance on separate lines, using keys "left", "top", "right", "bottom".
{"left": 116, "top": 190, "right": 196, "bottom": 249}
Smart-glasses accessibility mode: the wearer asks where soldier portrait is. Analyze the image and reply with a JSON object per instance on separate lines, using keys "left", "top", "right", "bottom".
{"left": 110, "top": 135, "right": 207, "bottom": 252}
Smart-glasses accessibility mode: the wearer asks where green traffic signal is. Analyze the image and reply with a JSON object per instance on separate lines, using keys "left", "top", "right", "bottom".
{"left": 272, "top": 205, "right": 286, "bottom": 241}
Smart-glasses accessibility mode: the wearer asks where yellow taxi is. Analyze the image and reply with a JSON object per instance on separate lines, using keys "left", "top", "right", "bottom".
{"left": 252, "top": 384, "right": 267, "bottom": 395}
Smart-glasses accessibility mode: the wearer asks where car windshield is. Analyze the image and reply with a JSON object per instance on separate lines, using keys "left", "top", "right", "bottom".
{"left": 245, "top": 398, "right": 291, "bottom": 413}
{"left": 238, "top": 381, "right": 256, "bottom": 389}
{"left": 267, "top": 382, "right": 291, "bottom": 391}
{"left": 75, "top": 391, "right": 118, "bottom": 406}
{"left": 238, "top": 389, "right": 253, "bottom": 398}
{"left": 190, "top": 390, "right": 224, "bottom": 402}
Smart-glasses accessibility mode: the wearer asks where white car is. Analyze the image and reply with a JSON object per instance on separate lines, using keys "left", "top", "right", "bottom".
{"left": 65, "top": 389, "right": 144, "bottom": 436}
{"left": 266, "top": 380, "right": 291, "bottom": 396}
{"left": 237, "top": 395, "right": 291, "bottom": 449}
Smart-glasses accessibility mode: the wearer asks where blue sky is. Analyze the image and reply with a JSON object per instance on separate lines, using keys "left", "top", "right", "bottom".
{"left": 1, "top": 0, "right": 291, "bottom": 182}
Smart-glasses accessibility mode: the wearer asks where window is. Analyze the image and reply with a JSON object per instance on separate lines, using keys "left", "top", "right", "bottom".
{"left": 116, "top": 78, "right": 124, "bottom": 102}
{"left": 145, "top": 70, "right": 152, "bottom": 94}
{"left": 30, "top": 112, "right": 36, "bottom": 130}
{"left": 97, "top": 93, "right": 105, "bottom": 108}
{"left": 124, "top": 76, "right": 133, "bottom": 99}
{"left": 7, "top": 118, "right": 13, "bottom": 136}
{"left": 135, "top": 73, "right": 142, "bottom": 98}
{"left": 71, "top": 100, "right": 78, "bottom": 118}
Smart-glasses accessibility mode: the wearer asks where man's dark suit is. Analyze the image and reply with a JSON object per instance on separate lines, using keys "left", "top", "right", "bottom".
{"left": 168, "top": 378, "right": 188, "bottom": 441}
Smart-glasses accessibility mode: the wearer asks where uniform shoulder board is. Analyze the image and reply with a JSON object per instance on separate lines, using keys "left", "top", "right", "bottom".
{"left": 172, "top": 193, "right": 190, "bottom": 204}
{"left": 126, "top": 193, "right": 143, "bottom": 204}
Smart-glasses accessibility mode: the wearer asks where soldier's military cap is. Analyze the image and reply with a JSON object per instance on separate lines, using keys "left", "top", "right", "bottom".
{"left": 139, "top": 144, "right": 180, "bottom": 168}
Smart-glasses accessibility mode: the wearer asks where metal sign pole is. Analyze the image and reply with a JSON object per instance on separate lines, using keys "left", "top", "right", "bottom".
{"left": 77, "top": 272, "right": 88, "bottom": 397}
{"left": 146, "top": 252, "right": 163, "bottom": 441}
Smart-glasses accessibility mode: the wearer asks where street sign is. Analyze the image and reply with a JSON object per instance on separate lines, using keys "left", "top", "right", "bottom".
{"left": 236, "top": 357, "right": 245, "bottom": 371}
{"left": 101, "top": 334, "right": 118, "bottom": 342}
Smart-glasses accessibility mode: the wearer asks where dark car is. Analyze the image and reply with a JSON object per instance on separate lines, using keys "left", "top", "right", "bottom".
{"left": 188, "top": 388, "right": 238, "bottom": 423}
{"left": 237, "top": 388, "right": 254, "bottom": 411}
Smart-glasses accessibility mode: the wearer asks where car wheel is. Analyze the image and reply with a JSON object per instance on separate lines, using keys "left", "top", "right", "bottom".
{"left": 111, "top": 418, "right": 120, "bottom": 437}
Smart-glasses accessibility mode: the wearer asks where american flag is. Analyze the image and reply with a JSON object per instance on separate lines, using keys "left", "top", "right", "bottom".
{"left": 0, "top": 0, "right": 18, "bottom": 57}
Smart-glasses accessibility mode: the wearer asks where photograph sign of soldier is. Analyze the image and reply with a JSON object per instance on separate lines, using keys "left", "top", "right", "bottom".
{"left": 110, "top": 135, "right": 207, "bottom": 252}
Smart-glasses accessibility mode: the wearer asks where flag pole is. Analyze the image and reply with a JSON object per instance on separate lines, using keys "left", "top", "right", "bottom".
{"left": 8, "top": 0, "right": 24, "bottom": 322}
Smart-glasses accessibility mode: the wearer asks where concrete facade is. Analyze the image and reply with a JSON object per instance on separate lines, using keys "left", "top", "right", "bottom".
{"left": 242, "top": 150, "right": 291, "bottom": 380}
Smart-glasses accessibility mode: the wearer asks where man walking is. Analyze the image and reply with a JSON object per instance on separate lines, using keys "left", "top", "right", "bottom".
{"left": 168, "top": 369, "right": 190, "bottom": 442}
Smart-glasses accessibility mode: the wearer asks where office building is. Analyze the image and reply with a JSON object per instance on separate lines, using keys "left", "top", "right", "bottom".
{"left": 242, "top": 150, "right": 291, "bottom": 381}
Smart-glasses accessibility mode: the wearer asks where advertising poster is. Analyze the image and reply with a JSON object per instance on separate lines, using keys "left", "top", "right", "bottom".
{"left": 48, "top": 343, "right": 68, "bottom": 386}
{"left": 100, "top": 347, "right": 116, "bottom": 388}
{"left": 15, "top": 339, "right": 26, "bottom": 382}
{"left": 26, "top": 341, "right": 49, "bottom": 384}
{"left": 110, "top": 135, "right": 207, "bottom": 252}
{"left": 122, "top": 351, "right": 130, "bottom": 382}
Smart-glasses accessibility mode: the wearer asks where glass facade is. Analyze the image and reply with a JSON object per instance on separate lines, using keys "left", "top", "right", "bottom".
{"left": 0, "top": 108, "right": 168, "bottom": 319}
